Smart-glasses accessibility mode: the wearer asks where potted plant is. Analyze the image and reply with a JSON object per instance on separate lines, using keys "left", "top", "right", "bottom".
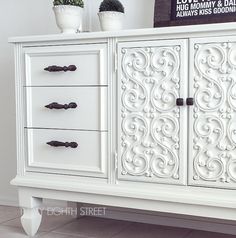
{"left": 53, "top": 0, "right": 84, "bottom": 34}
{"left": 98, "top": 0, "right": 125, "bottom": 31}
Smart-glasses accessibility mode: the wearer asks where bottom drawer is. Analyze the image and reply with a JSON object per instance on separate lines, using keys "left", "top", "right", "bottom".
{"left": 26, "top": 129, "right": 107, "bottom": 178}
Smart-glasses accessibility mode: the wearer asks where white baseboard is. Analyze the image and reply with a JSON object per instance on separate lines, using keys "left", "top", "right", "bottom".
{"left": 79, "top": 204, "right": 236, "bottom": 236}
{"left": 0, "top": 196, "right": 18, "bottom": 207}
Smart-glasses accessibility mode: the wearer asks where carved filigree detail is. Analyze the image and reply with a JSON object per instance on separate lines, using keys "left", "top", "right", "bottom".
{"left": 120, "top": 46, "right": 181, "bottom": 182}
{"left": 193, "top": 42, "right": 236, "bottom": 185}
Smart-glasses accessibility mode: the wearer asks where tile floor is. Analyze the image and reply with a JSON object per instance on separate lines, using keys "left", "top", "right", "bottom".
{"left": 0, "top": 205, "right": 235, "bottom": 238}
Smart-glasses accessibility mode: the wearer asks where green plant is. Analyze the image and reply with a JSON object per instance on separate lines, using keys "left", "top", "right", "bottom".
{"left": 99, "top": 0, "right": 124, "bottom": 13}
{"left": 53, "top": 0, "right": 84, "bottom": 8}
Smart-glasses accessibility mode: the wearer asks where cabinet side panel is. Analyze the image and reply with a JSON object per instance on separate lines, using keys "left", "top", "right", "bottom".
{"left": 14, "top": 43, "right": 27, "bottom": 176}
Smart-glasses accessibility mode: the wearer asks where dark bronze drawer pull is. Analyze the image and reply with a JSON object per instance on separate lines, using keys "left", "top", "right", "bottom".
{"left": 45, "top": 102, "right": 77, "bottom": 110}
{"left": 44, "top": 65, "right": 77, "bottom": 72}
{"left": 47, "top": 141, "right": 78, "bottom": 148}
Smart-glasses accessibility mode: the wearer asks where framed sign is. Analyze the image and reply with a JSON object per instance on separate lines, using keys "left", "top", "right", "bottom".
{"left": 154, "top": 0, "right": 236, "bottom": 27}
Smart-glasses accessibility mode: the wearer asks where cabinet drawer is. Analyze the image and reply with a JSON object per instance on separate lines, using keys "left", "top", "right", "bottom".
{"left": 24, "top": 44, "right": 107, "bottom": 86}
{"left": 26, "top": 129, "right": 107, "bottom": 177}
{"left": 26, "top": 87, "right": 107, "bottom": 131}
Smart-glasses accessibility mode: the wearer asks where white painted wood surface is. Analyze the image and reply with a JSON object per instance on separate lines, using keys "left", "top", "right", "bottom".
{"left": 8, "top": 22, "right": 236, "bottom": 43}
{"left": 24, "top": 44, "right": 107, "bottom": 86}
{"left": 26, "top": 129, "right": 108, "bottom": 177}
{"left": 26, "top": 87, "right": 108, "bottom": 131}
{"left": 189, "top": 36, "right": 236, "bottom": 189}
{"left": 117, "top": 39, "right": 188, "bottom": 185}
{"left": 10, "top": 23, "right": 236, "bottom": 236}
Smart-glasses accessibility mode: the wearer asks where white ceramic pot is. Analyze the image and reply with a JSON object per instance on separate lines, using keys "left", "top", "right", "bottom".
{"left": 98, "top": 11, "right": 124, "bottom": 31}
{"left": 53, "top": 5, "right": 83, "bottom": 34}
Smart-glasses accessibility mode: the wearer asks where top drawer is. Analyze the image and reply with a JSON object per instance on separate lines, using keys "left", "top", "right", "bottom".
{"left": 24, "top": 44, "right": 107, "bottom": 86}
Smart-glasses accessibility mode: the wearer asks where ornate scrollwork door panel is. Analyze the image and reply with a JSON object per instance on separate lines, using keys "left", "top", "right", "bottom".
{"left": 189, "top": 37, "right": 236, "bottom": 189}
{"left": 117, "top": 40, "right": 188, "bottom": 185}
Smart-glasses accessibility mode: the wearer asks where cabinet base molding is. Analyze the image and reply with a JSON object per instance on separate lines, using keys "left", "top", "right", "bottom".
{"left": 13, "top": 176, "right": 236, "bottom": 220}
{"left": 15, "top": 183, "right": 236, "bottom": 235}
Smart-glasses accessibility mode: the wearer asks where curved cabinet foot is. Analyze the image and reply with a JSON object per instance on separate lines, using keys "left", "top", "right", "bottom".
{"left": 21, "top": 207, "right": 42, "bottom": 236}
{"left": 18, "top": 189, "right": 43, "bottom": 237}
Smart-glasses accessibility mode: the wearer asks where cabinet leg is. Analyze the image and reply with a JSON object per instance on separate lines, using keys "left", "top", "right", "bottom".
{"left": 21, "top": 207, "right": 42, "bottom": 236}
{"left": 19, "top": 189, "right": 43, "bottom": 236}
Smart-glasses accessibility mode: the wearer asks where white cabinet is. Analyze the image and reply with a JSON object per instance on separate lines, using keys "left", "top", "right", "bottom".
{"left": 189, "top": 36, "right": 236, "bottom": 189}
{"left": 117, "top": 40, "right": 188, "bottom": 185}
{"left": 22, "top": 42, "right": 109, "bottom": 181}
{"left": 10, "top": 23, "right": 236, "bottom": 237}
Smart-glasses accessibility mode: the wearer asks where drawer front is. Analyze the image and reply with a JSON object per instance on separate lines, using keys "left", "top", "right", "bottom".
{"left": 24, "top": 44, "right": 107, "bottom": 86}
{"left": 26, "top": 129, "right": 107, "bottom": 177}
{"left": 26, "top": 87, "right": 107, "bottom": 131}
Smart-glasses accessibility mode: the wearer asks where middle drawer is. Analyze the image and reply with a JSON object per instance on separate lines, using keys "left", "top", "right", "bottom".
{"left": 26, "top": 87, "right": 108, "bottom": 131}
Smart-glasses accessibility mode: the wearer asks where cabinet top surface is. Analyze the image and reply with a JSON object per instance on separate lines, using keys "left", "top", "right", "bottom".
{"left": 9, "top": 22, "right": 236, "bottom": 43}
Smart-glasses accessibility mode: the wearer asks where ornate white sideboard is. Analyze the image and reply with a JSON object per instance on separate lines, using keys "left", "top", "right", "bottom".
{"left": 10, "top": 22, "right": 236, "bottom": 236}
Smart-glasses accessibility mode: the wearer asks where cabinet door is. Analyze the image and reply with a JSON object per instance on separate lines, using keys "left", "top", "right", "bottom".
{"left": 117, "top": 40, "right": 188, "bottom": 185}
{"left": 189, "top": 36, "right": 236, "bottom": 189}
